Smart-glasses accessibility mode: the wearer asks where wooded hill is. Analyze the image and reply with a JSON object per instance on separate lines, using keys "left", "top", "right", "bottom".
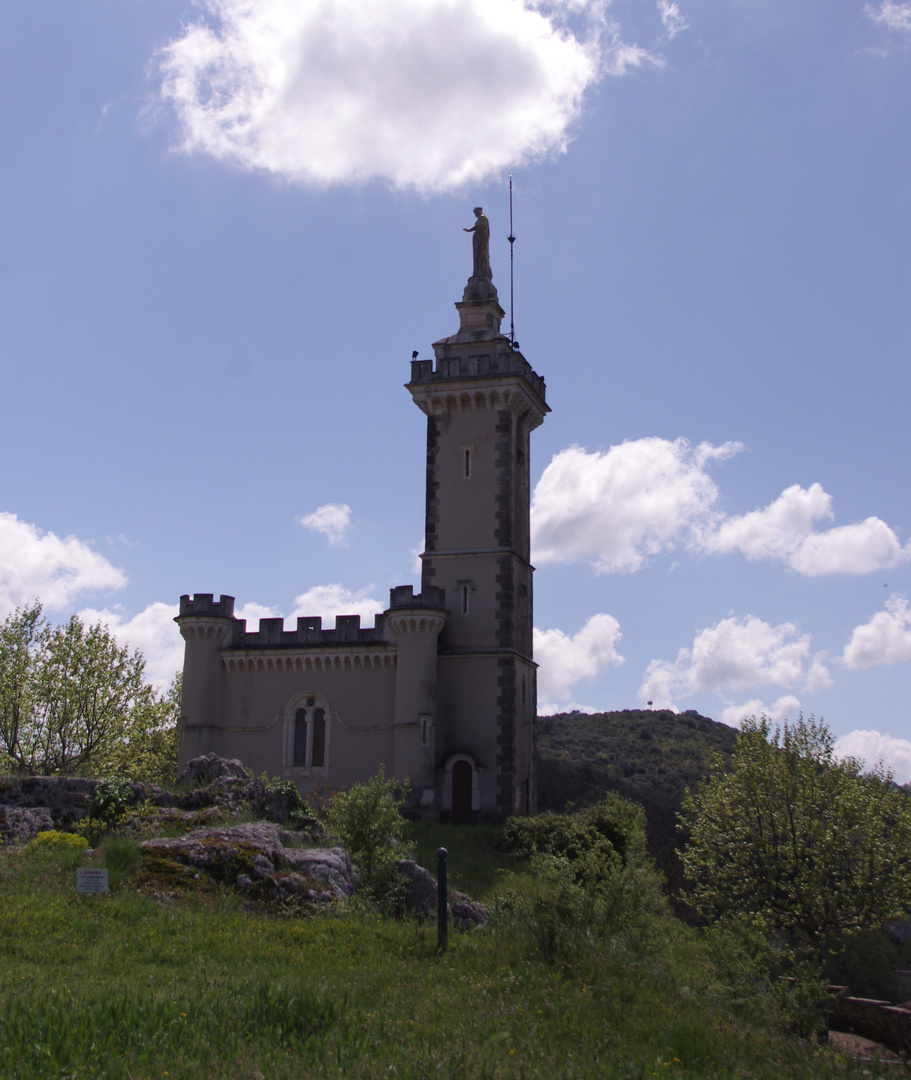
{"left": 536, "top": 708, "right": 737, "bottom": 901}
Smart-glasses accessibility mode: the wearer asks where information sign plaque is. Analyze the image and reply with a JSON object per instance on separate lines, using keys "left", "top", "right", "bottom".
{"left": 76, "top": 868, "right": 109, "bottom": 894}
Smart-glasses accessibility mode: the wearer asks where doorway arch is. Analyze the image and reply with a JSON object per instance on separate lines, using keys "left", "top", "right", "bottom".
{"left": 442, "top": 754, "right": 480, "bottom": 823}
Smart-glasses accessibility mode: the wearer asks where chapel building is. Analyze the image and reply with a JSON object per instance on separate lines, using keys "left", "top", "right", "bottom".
{"left": 176, "top": 232, "right": 549, "bottom": 821}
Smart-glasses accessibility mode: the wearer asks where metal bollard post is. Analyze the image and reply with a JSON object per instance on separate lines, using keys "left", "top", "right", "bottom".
{"left": 437, "top": 847, "right": 448, "bottom": 952}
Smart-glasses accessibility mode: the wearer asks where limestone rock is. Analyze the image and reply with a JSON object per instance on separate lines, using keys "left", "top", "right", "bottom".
{"left": 177, "top": 753, "right": 251, "bottom": 785}
{"left": 393, "top": 859, "right": 487, "bottom": 926}
{"left": 139, "top": 822, "right": 354, "bottom": 899}
{"left": 396, "top": 859, "right": 438, "bottom": 917}
{"left": 0, "top": 806, "right": 55, "bottom": 845}
{"left": 0, "top": 777, "right": 99, "bottom": 823}
{"left": 451, "top": 891, "right": 488, "bottom": 928}
{"left": 250, "top": 854, "right": 275, "bottom": 881}
{"left": 282, "top": 847, "right": 354, "bottom": 898}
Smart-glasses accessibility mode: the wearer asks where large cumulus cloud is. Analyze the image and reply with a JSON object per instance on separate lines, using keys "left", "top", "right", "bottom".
{"left": 156, "top": 0, "right": 650, "bottom": 192}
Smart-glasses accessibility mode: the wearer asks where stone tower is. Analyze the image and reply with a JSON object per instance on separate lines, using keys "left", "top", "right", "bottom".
{"left": 407, "top": 268, "right": 549, "bottom": 819}
{"left": 175, "top": 216, "right": 547, "bottom": 822}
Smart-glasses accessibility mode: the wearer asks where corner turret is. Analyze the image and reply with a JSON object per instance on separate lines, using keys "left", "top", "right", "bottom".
{"left": 175, "top": 594, "right": 237, "bottom": 765}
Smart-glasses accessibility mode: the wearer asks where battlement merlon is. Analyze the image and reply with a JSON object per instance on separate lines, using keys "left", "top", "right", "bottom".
{"left": 177, "top": 594, "right": 236, "bottom": 619}
{"left": 387, "top": 584, "right": 448, "bottom": 612}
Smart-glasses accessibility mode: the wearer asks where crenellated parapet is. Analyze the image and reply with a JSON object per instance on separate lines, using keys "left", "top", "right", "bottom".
{"left": 410, "top": 347, "right": 546, "bottom": 402}
{"left": 224, "top": 613, "right": 388, "bottom": 649}
{"left": 387, "top": 587, "right": 448, "bottom": 636}
{"left": 176, "top": 594, "right": 237, "bottom": 643}
{"left": 179, "top": 594, "right": 236, "bottom": 619}
{"left": 387, "top": 585, "right": 447, "bottom": 610}
{"left": 408, "top": 343, "right": 548, "bottom": 430}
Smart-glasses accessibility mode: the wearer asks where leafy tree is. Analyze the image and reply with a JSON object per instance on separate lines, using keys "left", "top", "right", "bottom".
{"left": 679, "top": 715, "right": 911, "bottom": 964}
{"left": 0, "top": 602, "right": 179, "bottom": 782}
{"left": 329, "top": 767, "right": 411, "bottom": 884}
{"left": 95, "top": 673, "right": 181, "bottom": 787}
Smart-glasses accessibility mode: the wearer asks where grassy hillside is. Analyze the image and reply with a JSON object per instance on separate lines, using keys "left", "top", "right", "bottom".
{"left": 537, "top": 709, "right": 737, "bottom": 901}
{"left": 0, "top": 825, "right": 881, "bottom": 1080}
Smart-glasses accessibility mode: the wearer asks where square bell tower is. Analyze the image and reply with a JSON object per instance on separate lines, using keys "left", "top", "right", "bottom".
{"left": 407, "top": 260, "right": 549, "bottom": 819}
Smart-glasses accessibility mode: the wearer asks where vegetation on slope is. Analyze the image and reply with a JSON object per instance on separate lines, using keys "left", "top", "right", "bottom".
{"left": 537, "top": 708, "right": 736, "bottom": 897}
{"left": 0, "top": 819, "right": 885, "bottom": 1080}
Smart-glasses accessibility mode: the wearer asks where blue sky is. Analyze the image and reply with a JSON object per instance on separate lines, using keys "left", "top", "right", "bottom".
{"left": 2, "top": 0, "right": 910, "bottom": 779}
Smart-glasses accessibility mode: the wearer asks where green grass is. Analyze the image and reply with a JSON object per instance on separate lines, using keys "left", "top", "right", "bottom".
{"left": 0, "top": 843, "right": 884, "bottom": 1080}
{"left": 411, "top": 821, "right": 526, "bottom": 898}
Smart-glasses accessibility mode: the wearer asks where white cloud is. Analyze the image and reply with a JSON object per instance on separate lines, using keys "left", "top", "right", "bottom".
{"left": 835, "top": 729, "right": 911, "bottom": 785}
{"left": 531, "top": 438, "right": 741, "bottom": 573}
{"left": 699, "top": 483, "right": 909, "bottom": 576}
{"left": 602, "top": 33, "right": 664, "bottom": 77}
{"left": 235, "top": 600, "right": 282, "bottom": 625}
{"left": 290, "top": 583, "right": 383, "bottom": 627}
{"left": 640, "top": 615, "right": 828, "bottom": 710}
{"left": 298, "top": 503, "right": 352, "bottom": 547}
{"left": 866, "top": 1, "right": 911, "bottom": 33}
{"left": 657, "top": 0, "right": 688, "bottom": 39}
{"left": 533, "top": 613, "right": 624, "bottom": 702}
{"left": 0, "top": 512, "right": 127, "bottom": 617}
{"left": 410, "top": 538, "right": 424, "bottom": 577}
{"left": 719, "top": 695, "right": 801, "bottom": 729}
{"left": 77, "top": 602, "right": 183, "bottom": 690}
{"left": 843, "top": 594, "right": 911, "bottom": 668}
{"left": 538, "top": 700, "right": 602, "bottom": 717}
{"left": 155, "top": 0, "right": 640, "bottom": 193}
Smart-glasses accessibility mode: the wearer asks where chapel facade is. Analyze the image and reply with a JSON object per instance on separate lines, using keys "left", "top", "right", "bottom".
{"left": 176, "top": 229, "right": 549, "bottom": 820}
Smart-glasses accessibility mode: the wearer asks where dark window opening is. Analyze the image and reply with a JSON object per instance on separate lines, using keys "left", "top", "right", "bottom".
{"left": 293, "top": 703, "right": 327, "bottom": 769}
{"left": 293, "top": 709, "right": 308, "bottom": 767}
{"left": 311, "top": 708, "right": 326, "bottom": 768}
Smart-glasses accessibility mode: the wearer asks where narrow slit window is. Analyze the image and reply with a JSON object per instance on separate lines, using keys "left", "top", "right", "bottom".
{"left": 464, "top": 449, "right": 471, "bottom": 478}
{"left": 461, "top": 585, "right": 470, "bottom": 615}
{"left": 293, "top": 709, "right": 308, "bottom": 767}
{"left": 311, "top": 708, "right": 326, "bottom": 768}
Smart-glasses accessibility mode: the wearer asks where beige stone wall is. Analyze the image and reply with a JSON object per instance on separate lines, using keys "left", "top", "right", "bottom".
{"left": 180, "top": 649, "right": 399, "bottom": 795}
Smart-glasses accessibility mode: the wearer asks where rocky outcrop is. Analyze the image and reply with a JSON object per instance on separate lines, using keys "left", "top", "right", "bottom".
{"left": 396, "top": 860, "right": 437, "bottom": 916}
{"left": 139, "top": 822, "right": 354, "bottom": 901}
{"left": 177, "top": 753, "right": 251, "bottom": 784}
{"left": 0, "top": 756, "right": 319, "bottom": 844}
{"left": 395, "top": 858, "right": 487, "bottom": 927}
{"left": 0, "top": 806, "right": 55, "bottom": 845}
{"left": 0, "top": 777, "right": 99, "bottom": 824}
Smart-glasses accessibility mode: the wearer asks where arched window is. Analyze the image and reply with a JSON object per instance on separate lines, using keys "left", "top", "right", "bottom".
{"left": 290, "top": 697, "right": 329, "bottom": 772}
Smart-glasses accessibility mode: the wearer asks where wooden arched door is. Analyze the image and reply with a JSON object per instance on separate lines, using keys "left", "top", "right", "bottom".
{"left": 451, "top": 759, "right": 473, "bottom": 824}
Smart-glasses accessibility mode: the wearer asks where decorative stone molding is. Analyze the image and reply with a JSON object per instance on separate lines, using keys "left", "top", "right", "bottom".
{"left": 223, "top": 651, "right": 395, "bottom": 673}
{"left": 408, "top": 381, "right": 546, "bottom": 431}
{"left": 179, "top": 620, "right": 233, "bottom": 643}
{"left": 388, "top": 612, "right": 446, "bottom": 637}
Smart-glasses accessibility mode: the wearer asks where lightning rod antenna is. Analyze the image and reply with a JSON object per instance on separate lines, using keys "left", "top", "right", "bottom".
{"left": 508, "top": 174, "right": 517, "bottom": 348}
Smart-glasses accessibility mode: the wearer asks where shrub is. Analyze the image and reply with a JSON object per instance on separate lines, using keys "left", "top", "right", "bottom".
{"left": 25, "top": 830, "right": 89, "bottom": 855}
{"left": 498, "top": 796, "right": 668, "bottom": 962}
{"left": 503, "top": 793, "right": 649, "bottom": 869}
{"left": 74, "top": 816, "right": 115, "bottom": 847}
{"left": 329, "top": 767, "right": 411, "bottom": 906}
{"left": 702, "top": 917, "right": 831, "bottom": 1039}
{"left": 262, "top": 777, "right": 318, "bottom": 832}
{"left": 89, "top": 778, "right": 141, "bottom": 823}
